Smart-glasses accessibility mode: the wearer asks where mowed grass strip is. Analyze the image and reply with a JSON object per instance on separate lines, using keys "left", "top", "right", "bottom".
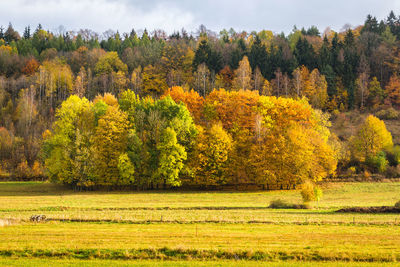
{"left": 2, "top": 209, "right": 400, "bottom": 225}
{"left": 1, "top": 259, "right": 398, "bottom": 267}
{"left": 1, "top": 222, "right": 400, "bottom": 261}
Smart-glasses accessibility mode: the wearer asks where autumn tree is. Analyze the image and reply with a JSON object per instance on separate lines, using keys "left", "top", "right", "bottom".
{"left": 130, "top": 66, "right": 143, "bottom": 94}
{"left": 164, "top": 86, "right": 204, "bottom": 124}
{"left": 204, "top": 89, "right": 260, "bottom": 131}
{"left": 142, "top": 65, "right": 168, "bottom": 97}
{"left": 94, "top": 51, "right": 128, "bottom": 95}
{"left": 119, "top": 91, "right": 197, "bottom": 188}
{"left": 94, "top": 51, "right": 128, "bottom": 75}
{"left": 43, "top": 95, "right": 95, "bottom": 187}
{"left": 21, "top": 58, "right": 39, "bottom": 76}
{"left": 193, "top": 63, "right": 211, "bottom": 96}
{"left": 308, "top": 69, "right": 328, "bottom": 109}
{"left": 232, "top": 56, "right": 253, "bottom": 91}
{"left": 350, "top": 115, "right": 393, "bottom": 161}
{"left": 36, "top": 58, "right": 74, "bottom": 108}
{"left": 156, "top": 127, "right": 187, "bottom": 187}
{"left": 385, "top": 74, "right": 400, "bottom": 107}
{"left": 215, "top": 65, "right": 233, "bottom": 90}
{"left": 250, "top": 96, "right": 336, "bottom": 189}
{"left": 253, "top": 67, "right": 265, "bottom": 94}
{"left": 193, "top": 124, "right": 232, "bottom": 186}
{"left": 74, "top": 67, "right": 87, "bottom": 97}
{"left": 93, "top": 105, "right": 130, "bottom": 186}
{"left": 367, "top": 77, "right": 384, "bottom": 107}
{"left": 355, "top": 72, "right": 369, "bottom": 109}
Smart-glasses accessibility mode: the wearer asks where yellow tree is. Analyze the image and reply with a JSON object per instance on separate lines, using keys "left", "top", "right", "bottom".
{"left": 194, "top": 123, "right": 233, "bottom": 186}
{"left": 232, "top": 56, "right": 253, "bottom": 91}
{"left": 308, "top": 69, "right": 328, "bottom": 109}
{"left": 94, "top": 51, "right": 128, "bottom": 75}
{"left": 250, "top": 96, "right": 336, "bottom": 189}
{"left": 350, "top": 115, "right": 393, "bottom": 161}
{"left": 130, "top": 66, "right": 142, "bottom": 93}
{"left": 367, "top": 77, "right": 384, "bottom": 107}
{"left": 36, "top": 58, "right": 74, "bottom": 106}
{"left": 93, "top": 93, "right": 119, "bottom": 107}
{"left": 93, "top": 105, "right": 130, "bottom": 186}
{"left": 142, "top": 65, "right": 168, "bottom": 97}
{"left": 94, "top": 51, "right": 128, "bottom": 95}
{"left": 261, "top": 79, "right": 272, "bottom": 96}
{"left": 253, "top": 67, "right": 265, "bottom": 94}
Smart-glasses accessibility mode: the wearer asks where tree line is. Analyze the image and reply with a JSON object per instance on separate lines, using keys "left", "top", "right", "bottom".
{"left": 1, "top": 12, "right": 400, "bottom": 185}
{"left": 42, "top": 88, "right": 336, "bottom": 189}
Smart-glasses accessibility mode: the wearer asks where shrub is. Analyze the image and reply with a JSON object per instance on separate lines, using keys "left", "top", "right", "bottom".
{"left": 376, "top": 107, "right": 399, "bottom": 120}
{"left": 395, "top": 200, "right": 400, "bottom": 208}
{"left": 366, "top": 151, "right": 388, "bottom": 173}
{"left": 301, "top": 180, "right": 316, "bottom": 203}
{"left": 385, "top": 166, "right": 400, "bottom": 178}
{"left": 268, "top": 199, "right": 308, "bottom": 209}
{"left": 31, "top": 161, "right": 43, "bottom": 177}
{"left": 386, "top": 145, "right": 400, "bottom": 166}
{"left": 15, "top": 160, "right": 31, "bottom": 178}
{"left": 347, "top": 166, "right": 357, "bottom": 175}
{"left": 363, "top": 170, "right": 371, "bottom": 179}
{"left": 269, "top": 199, "right": 291, "bottom": 209}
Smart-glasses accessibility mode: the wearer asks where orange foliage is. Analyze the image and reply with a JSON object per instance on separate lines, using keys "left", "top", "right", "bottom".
{"left": 163, "top": 86, "right": 204, "bottom": 123}
{"left": 385, "top": 74, "right": 400, "bottom": 107}
{"left": 258, "top": 96, "right": 316, "bottom": 130}
{"left": 21, "top": 58, "right": 40, "bottom": 76}
{"left": 94, "top": 93, "right": 119, "bottom": 107}
{"left": 205, "top": 89, "right": 260, "bottom": 131}
{"left": 218, "top": 66, "right": 233, "bottom": 88}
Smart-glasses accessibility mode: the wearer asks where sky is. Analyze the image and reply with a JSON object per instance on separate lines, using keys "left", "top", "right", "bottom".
{"left": 1, "top": 0, "right": 400, "bottom": 36}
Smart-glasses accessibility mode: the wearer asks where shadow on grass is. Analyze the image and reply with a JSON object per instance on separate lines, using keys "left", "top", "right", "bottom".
{"left": 0, "top": 181, "right": 299, "bottom": 197}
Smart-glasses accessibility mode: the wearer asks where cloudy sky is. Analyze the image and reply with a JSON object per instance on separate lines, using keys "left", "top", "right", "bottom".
{"left": 1, "top": 0, "right": 400, "bottom": 36}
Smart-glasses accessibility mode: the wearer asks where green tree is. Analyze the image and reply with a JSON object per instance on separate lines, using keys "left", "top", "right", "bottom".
{"left": 94, "top": 51, "right": 128, "bottom": 75}
{"left": 156, "top": 127, "right": 187, "bottom": 187}
{"left": 367, "top": 77, "right": 384, "bottom": 107}
{"left": 43, "top": 95, "right": 95, "bottom": 187}
{"left": 117, "top": 153, "right": 135, "bottom": 185}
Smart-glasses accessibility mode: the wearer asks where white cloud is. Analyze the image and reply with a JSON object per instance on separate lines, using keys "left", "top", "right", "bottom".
{"left": 0, "top": 0, "right": 399, "bottom": 35}
{"left": 0, "top": 0, "right": 196, "bottom": 34}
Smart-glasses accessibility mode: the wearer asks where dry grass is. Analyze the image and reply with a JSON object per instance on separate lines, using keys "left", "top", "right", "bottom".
{"left": 0, "top": 259, "right": 397, "bottom": 267}
{"left": 1, "top": 181, "right": 400, "bottom": 264}
{"left": 1, "top": 222, "right": 400, "bottom": 262}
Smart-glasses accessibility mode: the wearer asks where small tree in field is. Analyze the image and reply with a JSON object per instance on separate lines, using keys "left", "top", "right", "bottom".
{"left": 301, "top": 180, "right": 323, "bottom": 207}
{"left": 301, "top": 180, "right": 316, "bottom": 203}
{"left": 314, "top": 186, "right": 323, "bottom": 208}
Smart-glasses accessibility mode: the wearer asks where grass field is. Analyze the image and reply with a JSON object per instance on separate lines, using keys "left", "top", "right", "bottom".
{"left": 2, "top": 259, "right": 400, "bottom": 267}
{"left": 1, "top": 181, "right": 400, "bottom": 265}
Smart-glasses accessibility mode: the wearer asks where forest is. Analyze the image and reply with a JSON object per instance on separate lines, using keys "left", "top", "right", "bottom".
{"left": 1, "top": 11, "right": 400, "bottom": 189}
